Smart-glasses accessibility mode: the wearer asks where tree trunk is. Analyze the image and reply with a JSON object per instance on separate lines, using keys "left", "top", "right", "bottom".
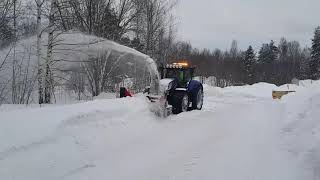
{"left": 45, "top": 0, "right": 57, "bottom": 104}
{"left": 36, "top": 0, "right": 44, "bottom": 104}
{"left": 11, "top": 0, "right": 17, "bottom": 103}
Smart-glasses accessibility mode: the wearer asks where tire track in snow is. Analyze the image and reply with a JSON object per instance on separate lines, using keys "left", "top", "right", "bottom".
{"left": 60, "top": 109, "right": 127, "bottom": 126}
{"left": 183, "top": 152, "right": 201, "bottom": 174}
{"left": 59, "top": 164, "right": 96, "bottom": 179}
{"left": 0, "top": 108, "right": 128, "bottom": 162}
{"left": 0, "top": 136, "right": 58, "bottom": 161}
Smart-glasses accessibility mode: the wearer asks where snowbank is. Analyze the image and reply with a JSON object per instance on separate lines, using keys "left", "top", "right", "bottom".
{"left": 221, "top": 82, "right": 277, "bottom": 98}
{"left": 203, "top": 84, "right": 223, "bottom": 97}
{"left": 210, "top": 80, "right": 317, "bottom": 99}
{"left": 93, "top": 92, "right": 116, "bottom": 100}
{"left": 0, "top": 96, "right": 149, "bottom": 153}
{"left": 280, "top": 80, "right": 320, "bottom": 179}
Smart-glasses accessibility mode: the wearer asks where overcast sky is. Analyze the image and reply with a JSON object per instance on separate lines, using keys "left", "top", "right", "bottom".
{"left": 174, "top": 0, "right": 320, "bottom": 50}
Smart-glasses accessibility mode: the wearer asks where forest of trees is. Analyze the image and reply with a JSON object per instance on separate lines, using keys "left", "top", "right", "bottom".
{"left": 0, "top": 0, "right": 320, "bottom": 105}
{"left": 0, "top": 0, "right": 177, "bottom": 104}
{"left": 171, "top": 28, "right": 320, "bottom": 87}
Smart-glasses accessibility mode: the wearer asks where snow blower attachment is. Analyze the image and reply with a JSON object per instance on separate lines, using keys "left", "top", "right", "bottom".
{"left": 146, "top": 62, "right": 204, "bottom": 117}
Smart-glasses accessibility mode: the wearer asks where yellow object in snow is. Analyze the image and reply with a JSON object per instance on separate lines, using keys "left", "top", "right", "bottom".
{"left": 272, "top": 90, "right": 295, "bottom": 99}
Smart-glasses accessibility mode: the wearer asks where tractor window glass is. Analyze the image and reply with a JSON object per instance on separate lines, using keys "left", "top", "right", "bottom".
{"left": 166, "top": 69, "right": 183, "bottom": 80}
{"left": 178, "top": 71, "right": 184, "bottom": 81}
{"left": 184, "top": 70, "right": 192, "bottom": 81}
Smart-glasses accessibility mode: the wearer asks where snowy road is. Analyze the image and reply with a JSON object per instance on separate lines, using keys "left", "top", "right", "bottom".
{"left": 0, "top": 82, "right": 319, "bottom": 180}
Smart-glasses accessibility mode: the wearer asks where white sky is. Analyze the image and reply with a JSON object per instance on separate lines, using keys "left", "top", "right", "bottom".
{"left": 174, "top": 0, "right": 320, "bottom": 50}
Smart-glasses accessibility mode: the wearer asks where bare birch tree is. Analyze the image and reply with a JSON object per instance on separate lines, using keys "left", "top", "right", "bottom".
{"left": 11, "top": 0, "right": 18, "bottom": 103}
{"left": 44, "top": 0, "right": 59, "bottom": 103}
{"left": 34, "top": 0, "right": 46, "bottom": 104}
{"left": 133, "top": 0, "right": 177, "bottom": 59}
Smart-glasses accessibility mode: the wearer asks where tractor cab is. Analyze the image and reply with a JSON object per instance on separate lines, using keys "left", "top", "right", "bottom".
{"left": 161, "top": 62, "right": 195, "bottom": 88}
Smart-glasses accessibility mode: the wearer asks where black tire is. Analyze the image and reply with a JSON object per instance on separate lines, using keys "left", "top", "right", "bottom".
{"left": 172, "top": 91, "right": 189, "bottom": 114}
{"left": 192, "top": 87, "right": 203, "bottom": 110}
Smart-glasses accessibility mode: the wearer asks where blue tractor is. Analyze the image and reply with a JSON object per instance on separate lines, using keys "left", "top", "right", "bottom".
{"left": 147, "top": 62, "right": 204, "bottom": 116}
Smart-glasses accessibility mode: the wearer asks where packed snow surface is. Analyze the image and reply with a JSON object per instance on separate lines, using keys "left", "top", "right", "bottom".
{"left": 0, "top": 80, "right": 319, "bottom": 180}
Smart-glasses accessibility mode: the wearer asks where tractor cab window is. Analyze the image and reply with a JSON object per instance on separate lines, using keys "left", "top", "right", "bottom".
{"left": 184, "top": 70, "right": 192, "bottom": 82}
{"left": 165, "top": 68, "right": 192, "bottom": 87}
{"left": 165, "top": 69, "right": 184, "bottom": 82}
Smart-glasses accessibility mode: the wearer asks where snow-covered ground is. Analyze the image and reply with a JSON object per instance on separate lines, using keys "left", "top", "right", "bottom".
{"left": 0, "top": 81, "right": 319, "bottom": 180}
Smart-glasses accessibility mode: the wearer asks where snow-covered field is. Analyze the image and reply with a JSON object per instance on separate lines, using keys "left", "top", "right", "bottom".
{"left": 0, "top": 80, "right": 319, "bottom": 180}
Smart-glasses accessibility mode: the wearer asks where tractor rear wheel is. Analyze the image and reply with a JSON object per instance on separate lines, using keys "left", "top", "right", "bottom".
{"left": 192, "top": 87, "right": 203, "bottom": 110}
{"left": 172, "top": 91, "right": 189, "bottom": 114}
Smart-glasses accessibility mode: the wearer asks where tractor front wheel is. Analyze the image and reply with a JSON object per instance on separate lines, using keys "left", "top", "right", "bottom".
{"left": 172, "top": 91, "right": 189, "bottom": 114}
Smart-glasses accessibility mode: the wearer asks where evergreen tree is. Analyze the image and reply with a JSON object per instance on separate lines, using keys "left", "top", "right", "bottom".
{"left": 310, "top": 26, "right": 320, "bottom": 79}
{"left": 258, "top": 40, "right": 278, "bottom": 63}
{"left": 278, "top": 38, "right": 288, "bottom": 61}
{"left": 300, "top": 47, "right": 311, "bottom": 79}
{"left": 242, "top": 45, "right": 256, "bottom": 84}
{"left": 269, "top": 40, "right": 279, "bottom": 61}
{"left": 258, "top": 43, "right": 269, "bottom": 63}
